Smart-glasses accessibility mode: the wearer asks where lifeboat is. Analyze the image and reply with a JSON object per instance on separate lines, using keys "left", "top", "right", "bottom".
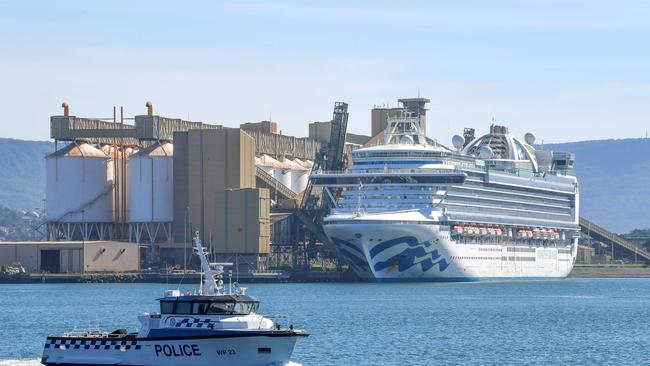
{"left": 539, "top": 229, "right": 547, "bottom": 240}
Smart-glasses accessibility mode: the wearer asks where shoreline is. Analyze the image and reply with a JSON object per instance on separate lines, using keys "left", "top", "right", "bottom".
{"left": 568, "top": 264, "right": 650, "bottom": 278}
{"left": 1, "top": 265, "right": 649, "bottom": 284}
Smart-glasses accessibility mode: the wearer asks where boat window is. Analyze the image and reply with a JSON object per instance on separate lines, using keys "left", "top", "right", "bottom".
{"left": 160, "top": 301, "right": 175, "bottom": 314}
{"left": 192, "top": 302, "right": 209, "bottom": 314}
{"left": 175, "top": 301, "right": 192, "bottom": 314}
{"left": 207, "top": 302, "right": 235, "bottom": 314}
{"left": 233, "top": 303, "right": 252, "bottom": 314}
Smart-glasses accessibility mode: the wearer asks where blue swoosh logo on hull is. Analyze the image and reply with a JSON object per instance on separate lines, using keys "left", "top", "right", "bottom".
{"left": 369, "top": 236, "right": 451, "bottom": 273}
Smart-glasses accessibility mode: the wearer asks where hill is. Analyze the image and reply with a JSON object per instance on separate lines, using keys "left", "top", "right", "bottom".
{"left": 0, "top": 137, "right": 647, "bottom": 233}
{"left": 543, "top": 138, "right": 650, "bottom": 233}
{"left": 0, "top": 138, "right": 54, "bottom": 212}
{"left": 0, "top": 204, "right": 43, "bottom": 240}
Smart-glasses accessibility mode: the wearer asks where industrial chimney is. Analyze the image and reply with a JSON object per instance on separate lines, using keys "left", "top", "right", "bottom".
{"left": 62, "top": 102, "right": 69, "bottom": 117}
{"left": 146, "top": 101, "right": 153, "bottom": 116}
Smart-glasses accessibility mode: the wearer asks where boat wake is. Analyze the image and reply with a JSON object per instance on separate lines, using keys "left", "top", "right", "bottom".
{"left": 0, "top": 359, "right": 42, "bottom": 366}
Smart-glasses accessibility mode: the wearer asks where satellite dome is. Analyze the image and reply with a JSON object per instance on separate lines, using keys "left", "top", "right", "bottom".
{"left": 478, "top": 146, "right": 493, "bottom": 159}
{"left": 452, "top": 135, "right": 465, "bottom": 150}
{"left": 524, "top": 132, "right": 536, "bottom": 145}
{"left": 400, "top": 135, "right": 414, "bottom": 145}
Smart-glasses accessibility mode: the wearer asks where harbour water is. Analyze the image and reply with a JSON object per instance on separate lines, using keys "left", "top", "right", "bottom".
{"left": 1, "top": 278, "right": 649, "bottom": 365}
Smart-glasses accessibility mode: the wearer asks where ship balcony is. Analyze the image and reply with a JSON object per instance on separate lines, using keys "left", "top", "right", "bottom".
{"left": 310, "top": 169, "right": 466, "bottom": 187}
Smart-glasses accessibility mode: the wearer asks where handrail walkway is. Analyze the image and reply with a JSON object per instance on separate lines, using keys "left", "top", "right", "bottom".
{"left": 579, "top": 217, "right": 650, "bottom": 262}
{"left": 255, "top": 166, "right": 296, "bottom": 200}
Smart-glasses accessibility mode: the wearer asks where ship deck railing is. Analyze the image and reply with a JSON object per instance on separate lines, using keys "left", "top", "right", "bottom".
{"left": 312, "top": 167, "right": 463, "bottom": 175}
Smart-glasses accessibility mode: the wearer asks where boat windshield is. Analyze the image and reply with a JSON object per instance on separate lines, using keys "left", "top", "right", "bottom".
{"left": 160, "top": 300, "right": 259, "bottom": 315}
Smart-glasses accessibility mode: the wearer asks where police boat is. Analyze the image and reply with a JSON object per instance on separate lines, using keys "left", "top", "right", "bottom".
{"left": 40, "top": 232, "right": 309, "bottom": 366}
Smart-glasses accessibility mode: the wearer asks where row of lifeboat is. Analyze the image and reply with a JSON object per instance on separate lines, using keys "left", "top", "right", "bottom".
{"left": 452, "top": 225, "right": 504, "bottom": 237}
{"left": 451, "top": 225, "right": 562, "bottom": 240}
{"left": 516, "top": 228, "right": 561, "bottom": 240}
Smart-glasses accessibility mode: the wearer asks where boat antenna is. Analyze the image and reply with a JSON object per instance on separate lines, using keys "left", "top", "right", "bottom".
{"left": 193, "top": 231, "right": 223, "bottom": 296}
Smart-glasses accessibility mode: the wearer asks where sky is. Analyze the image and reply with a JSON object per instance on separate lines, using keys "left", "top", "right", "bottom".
{"left": 0, "top": 0, "right": 649, "bottom": 144}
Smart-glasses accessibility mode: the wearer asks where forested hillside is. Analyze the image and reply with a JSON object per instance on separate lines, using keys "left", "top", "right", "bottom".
{"left": 543, "top": 138, "right": 650, "bottom": 233}
{"left": 0, "top": 138, "right": 53, "bottom": 212}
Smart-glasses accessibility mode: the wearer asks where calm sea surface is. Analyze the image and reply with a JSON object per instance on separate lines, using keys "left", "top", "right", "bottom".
{"left": 1, "top": 279, "right": 649, "bottom": 365}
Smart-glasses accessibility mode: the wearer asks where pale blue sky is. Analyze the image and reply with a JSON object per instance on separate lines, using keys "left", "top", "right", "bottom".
{"left": 1, "top": 0, "right": 649, "bottom": 144}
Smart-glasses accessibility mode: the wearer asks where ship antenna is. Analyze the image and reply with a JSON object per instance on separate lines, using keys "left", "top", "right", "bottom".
{"left": 193, "top": 231, "right": 223, "bottom": 296}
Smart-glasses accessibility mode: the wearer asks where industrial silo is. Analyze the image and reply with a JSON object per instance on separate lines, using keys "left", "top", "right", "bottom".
{"left": 101, "top": 145, "right": 137, "bottom": 225}
{"left": 127, "top": 142, "right": 173, "bottom": 242}
{"left": 46, "top": 142, "right": 113, "bottom": 223}
{"left": 273, "top": 157, "right": 292, "bottom": 188}
{"left": 287, "top": 159, "right": 309, "bottom": 193}
{"left": 256, "top": 154, "right": 279, "bottom": 177}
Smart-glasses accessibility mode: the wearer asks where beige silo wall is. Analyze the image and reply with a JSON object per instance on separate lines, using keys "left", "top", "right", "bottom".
{"left": 213, "top": 188, "right": 270, "bottom": 254}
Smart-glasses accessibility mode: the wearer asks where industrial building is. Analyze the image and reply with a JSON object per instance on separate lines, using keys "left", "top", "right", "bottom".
{"left": 0, "top": 241, "right": 139, "bottom": 273}
{"left": 41, "top": 100, "right": 360, "bottom": 276}
{"left": 4, "top": 96, "right": 643, "bottom": 280}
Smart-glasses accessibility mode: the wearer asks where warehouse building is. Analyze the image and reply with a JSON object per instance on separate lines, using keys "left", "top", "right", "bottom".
{"left": 0, "top": 241, "right": 139, "bottom": 273}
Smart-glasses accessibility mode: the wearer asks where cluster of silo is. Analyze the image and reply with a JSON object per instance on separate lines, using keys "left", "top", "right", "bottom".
{"left": 254, "top": 154, "right": 313, "bottom": 194}
{"left": 101, "top": 145, "right": 138, "bottom": 226}
{"left": 46, "top": 142, "right": 115, "bottom": 240}
{"left": 292, "top": 158, "right": 313, "bottom": 193}
{"left": 127, "top": 141, "right": 174, "bottom": 243}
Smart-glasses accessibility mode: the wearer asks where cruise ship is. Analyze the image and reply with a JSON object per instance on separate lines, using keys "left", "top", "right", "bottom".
{"left": 310, "top": 115, "right": 579, "bottom": 281}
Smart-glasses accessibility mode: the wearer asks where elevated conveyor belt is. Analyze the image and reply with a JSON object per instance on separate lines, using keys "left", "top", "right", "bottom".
{"left": 255, "top": 166, "right": 296, "bottom": 200}
{"left": 580, "top": 217, "right": 650, "bottom": 262}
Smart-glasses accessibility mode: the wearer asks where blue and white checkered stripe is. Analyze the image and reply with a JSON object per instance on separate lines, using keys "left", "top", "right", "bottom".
{"left": 175, "top": 318, "right": 214, "bottom": 328}
{"left": 45, "top": 338, "right": 141, "bottom": 350}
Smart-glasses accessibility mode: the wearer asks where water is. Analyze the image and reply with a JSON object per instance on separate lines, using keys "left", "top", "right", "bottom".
{"left": 1, "top": 279, "right": 649, "bottom": 365}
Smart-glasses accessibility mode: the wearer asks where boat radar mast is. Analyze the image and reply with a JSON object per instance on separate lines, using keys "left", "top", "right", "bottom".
{"left": 192, "top": 231, "right": 243, "bottom": 296}
{"left": 383, "top": 112, "right": 427, "bottom": 146}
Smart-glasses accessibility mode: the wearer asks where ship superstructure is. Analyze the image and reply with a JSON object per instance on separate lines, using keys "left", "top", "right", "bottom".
{"left": 311, "top": 114, "right": 579, "bottom": 281}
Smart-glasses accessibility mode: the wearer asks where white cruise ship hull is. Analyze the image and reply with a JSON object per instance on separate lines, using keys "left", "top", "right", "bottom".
{"left": 324, "top": 221, "right": 576, "bottom": 281}
{"left": 42, "top": 332, "right": 305, "bottom": 366}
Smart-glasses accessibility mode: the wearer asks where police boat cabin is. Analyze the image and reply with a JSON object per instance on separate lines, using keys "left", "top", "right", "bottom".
{"left": 40, "top": 232, "right": 308, "bottom": 366}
